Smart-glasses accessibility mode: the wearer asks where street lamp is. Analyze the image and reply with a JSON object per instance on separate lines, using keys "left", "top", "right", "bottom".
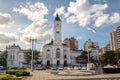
{"left": 87, "top": 49, "right": 91, "bottom": 71}
{"left": 30, "top": 38, "right": 37, "bottom": 72}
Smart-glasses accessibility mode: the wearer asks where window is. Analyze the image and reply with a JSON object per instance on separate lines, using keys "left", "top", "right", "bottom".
{"left": 46, "top": 53, "right": 50, "bottom": 58}
{"left": 56, "top": 23, "right": 59, "bottom": 25}
{"left": 56, "top": 52, "right": 60, "bottom": 58}
{"left": 10, "top": 55, "right": 12, "bottom": 60}
{"left": 47, "top": 49, "right": 50, "bottom": 52}
{"left": 64, "top": 55, "right": 67, "bottom": 59}
{"left": 13, "top": 55, "right": 15, "bottom": 60}
{"left": 56, "top": 31, "right": 60, "bottom": 33}
{"left": 11, "top": 61, "right": 13, "bottom": 65}
{"left": 64, "top": 49, "right": 67, "bottom": 52}
{"left": 56, "top": 48, "right": 60, "bottom": 58}
{"left": 19, "top": 55, "right": 21, "bottom": 59}
{"left": 56, "top": 48, "right": 60, "bottom": 51}
{"left": 19, "top": 62, "right": 20, "bottom": 65}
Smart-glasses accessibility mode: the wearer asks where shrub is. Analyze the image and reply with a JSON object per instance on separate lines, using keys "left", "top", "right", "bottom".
{"left": 0, "top": 74, "right": 18, "bottom": 80}
{"left": 16, "top": 71, "right": 30, "bottom": 76}
{"left": 6, "top": 70, "right": 19, "bottom": 75}
{"left": 6, "top": 70, "right": 30, "bottom": 76}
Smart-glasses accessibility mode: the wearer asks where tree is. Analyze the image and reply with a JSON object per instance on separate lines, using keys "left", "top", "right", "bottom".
{"left": 0, "top": 50, "right": 7, "bottom": 67}
{"left": 76, "top": 51, "right": 88, "bottom": 64}
{"left": 100, "top": 51, "right": 117, "bottom": 66}
{"left": 115, "top": 48, "right": 120, "bottom": 66}
{"left": 24, "top": 49, "right": 41, "bottom": 67}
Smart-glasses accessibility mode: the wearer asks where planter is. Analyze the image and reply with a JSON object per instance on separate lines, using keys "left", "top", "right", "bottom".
{"left": 103, "top": 68, "right": 120, "bottom": 73}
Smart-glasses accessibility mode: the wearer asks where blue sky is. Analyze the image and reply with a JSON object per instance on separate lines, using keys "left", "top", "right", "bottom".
{"left": 0, "top": 0, "right": 120, "bottom": 50}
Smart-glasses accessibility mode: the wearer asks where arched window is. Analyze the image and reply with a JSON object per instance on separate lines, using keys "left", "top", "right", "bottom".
{"left": 47, "top": 49, "right": 50, "bottom": 52}
{"left": 64, "top": 55, "right": 67, "bottom": 59}
{"left": 56, "top": 48, "right": 60, "bottom": 58}
{"left": 64, "top": 49, "right": 67, "bottom": 52}
{"left": 56, "top": 48, "right": 60, "bottom": 51}
{"left": 46, "top": 53, "right": 50, "bottom": 58}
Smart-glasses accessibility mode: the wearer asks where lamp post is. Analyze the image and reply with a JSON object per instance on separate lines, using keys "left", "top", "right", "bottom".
{"left": 30, "top": 38, "right": 37, "bottom": 72}
{"left": 87, "top": 51, "right": 90, "bottom": 71}
{"left": 87, "top": 49, "right": 91, "bottom": 71}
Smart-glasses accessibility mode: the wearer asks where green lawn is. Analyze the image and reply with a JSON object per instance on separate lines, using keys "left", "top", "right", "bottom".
{"left": 0, "top": 74, "right": 17, "bottom": 80}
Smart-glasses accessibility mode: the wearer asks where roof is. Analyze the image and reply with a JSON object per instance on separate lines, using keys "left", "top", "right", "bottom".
{"left": 7, "top": 44, "right": 21, "bottom": 50}
{"left": 46, "top": 40, "right": 53, "bottom": 45}
{"left": 55, "top": 13, "right": 61, "bottom": 21}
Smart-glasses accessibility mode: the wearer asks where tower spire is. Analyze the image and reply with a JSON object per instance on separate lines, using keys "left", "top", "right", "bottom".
{"left": 55, "top": 13, "right": 61, "bottom": 21}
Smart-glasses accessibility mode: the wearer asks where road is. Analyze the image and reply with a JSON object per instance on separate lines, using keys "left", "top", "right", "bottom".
{"left": 27, "top": 70, "right": 120, "bottom": 80}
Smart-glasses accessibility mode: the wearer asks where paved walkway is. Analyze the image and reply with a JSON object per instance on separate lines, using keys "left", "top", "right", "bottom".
{"left": 27, "top": 70, "right": 120, "bottom": 80}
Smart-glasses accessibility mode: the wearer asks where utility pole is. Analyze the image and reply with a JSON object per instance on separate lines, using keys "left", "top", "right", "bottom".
{"left": 30, "top": 38, "right": 37, "bottom": 72}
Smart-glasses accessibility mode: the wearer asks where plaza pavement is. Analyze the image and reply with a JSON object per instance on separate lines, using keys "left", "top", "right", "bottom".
{"left": 27, "top": 70, "right": 120, "bottom": 80}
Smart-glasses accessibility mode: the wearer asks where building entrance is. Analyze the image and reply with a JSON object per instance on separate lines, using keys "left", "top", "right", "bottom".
{"left": 47, "top": 60, "right": 50, "bottom": 66}
{"left": 57, "top": 60, "right": 60, "bottom": 66}
{"left": 64, "top": 60, "right": 67, "bottom": 66}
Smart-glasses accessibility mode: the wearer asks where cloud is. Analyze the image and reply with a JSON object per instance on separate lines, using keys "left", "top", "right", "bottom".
{"left": 0, "top": 32, "right": 18, "bottom": 44}
{"left": 76, "top": 36, "right": 82, "bottom": 40}
{"left": 53, "top": 6, "right": 66, "bottom": 17}
{"left": 13, "top": 2, "right": 52, "bottom": 44}
{"left": 21, "top": 21, "right": 52, "bottom": 44}
{"left": 54, "top": 0, "right": 120, "bottom": 29}
{"left": 110, "top": 13, "right": 120, "bottom": 24}
{"left": 87, "top": 27, "right": 96, "bottom": 33}
{"left": 13, "top": 2, "right": 48, "bottom": 22}
{"left": 0, "top": 13, "right": 14, "bottom": 27}
{"left": 94, "top": 14, "right": 109, "bottom": 27}
{"left": 66, "top": 0, "right": 108, "bottom": 27}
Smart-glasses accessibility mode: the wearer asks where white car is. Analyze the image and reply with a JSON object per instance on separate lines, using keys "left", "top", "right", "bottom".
{"left": 58, "top": 66, "right": 64, "bottom": 70}
{"left": 74, "top": 66, "right": 80, "bottom": 70}
{"left": 81, "top": 66, "right": 87, "bottom": 70}
{"left": 67, "top": 66, "right": 73, "bottom": 70}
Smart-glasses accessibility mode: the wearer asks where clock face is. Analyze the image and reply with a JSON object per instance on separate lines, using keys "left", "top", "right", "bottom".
{"left": 56, "top": 23, "right": 59, "bottom": 26}
{"left": 56, "top": 31, "right": 60, "bottom": 34}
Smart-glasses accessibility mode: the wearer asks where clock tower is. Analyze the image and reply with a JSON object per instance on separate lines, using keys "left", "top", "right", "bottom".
{"left": 54, "top": 13, "right": 62, "bottom": 45}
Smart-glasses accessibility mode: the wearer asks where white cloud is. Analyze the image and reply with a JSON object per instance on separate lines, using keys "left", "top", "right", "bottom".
{"left": 76, "top": 36, "right": 82, "bottom": 40}
{"left": 95, "top": 14, "right": 109, "bottom": 27}
{"left": 0, "top": 13, "right": 14, "bottom": 27}
{"left": 13, "top": 2, "right": 48, "bottom": 22}
{"left": 53, "top": 6, "right": 66, "bottom": 17}
{"left": 110, "top": 13, "right": 120, "bottom": 24}
{"left": 54, "top": 0, "right": 120, "bottom": 30}
{"left": 66, "top": 0, "right": 108, "bottom": 27}
{"left": 0, "top": 32, "right": 18, "bottom": 44}
{"left": 21, "top": 21, "right": 52, "bottom": 44}
{"left": 67, "top": 15, "right": 77, "bottom": 23}
{"left": 13, "top": 2, "right": 52, "bottom": 44}
{"left": 87, "top": 27, "right": 96, "bottom": 33}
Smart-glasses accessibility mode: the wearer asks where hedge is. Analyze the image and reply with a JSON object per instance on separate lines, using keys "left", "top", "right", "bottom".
{"left": 6, "top": 70, "right": 30, "bottom": 76}
{"left": 103, "top": 68, "right": 120, "bottom": 73}
{"left": 0, "top": 74, "right": 17, "bottom": 80}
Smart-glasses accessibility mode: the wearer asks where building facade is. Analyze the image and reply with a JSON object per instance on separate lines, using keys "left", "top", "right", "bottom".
{"left": 84, "top": 39, "right": 99, "bottom": 60}
{"left": 101, "top": 44, "right": 111, "bottom": 54}
{"left": 64, "top": 37, "right": 78, "bottom": 51}
{"left": 41, "top": 14, "right": 71, "bottom": 66}
{"left": 7, "top": 44, "right": 27, "bottom": 68}
{"left": 110, "top": 25, "right": 120, "bottom": 50}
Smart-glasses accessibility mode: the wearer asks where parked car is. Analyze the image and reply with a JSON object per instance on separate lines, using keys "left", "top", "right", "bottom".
{"left": 51, "top": 66, "right": 57, "bottom": 70}
{"left": 67, "top": 66, "right": 73, "bottom": 70}
{"left": 58, "top": 65, "right": 64, "bottom": 70}
{"left": 36, "top": 66, "right": 46, "bottom": 70}
{"left": 73, "top": 66, "right": 80, "bottom": 70}
{"left": 0, "top": 66, "right": 7, "bottom": 70}
{"left": 81, "top": 66, "right": 87, "bottom": 70}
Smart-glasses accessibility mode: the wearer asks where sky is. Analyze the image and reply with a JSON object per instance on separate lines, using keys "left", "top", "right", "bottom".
{"left": 0, "top": 0, "right": 120, "bottom": 50}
